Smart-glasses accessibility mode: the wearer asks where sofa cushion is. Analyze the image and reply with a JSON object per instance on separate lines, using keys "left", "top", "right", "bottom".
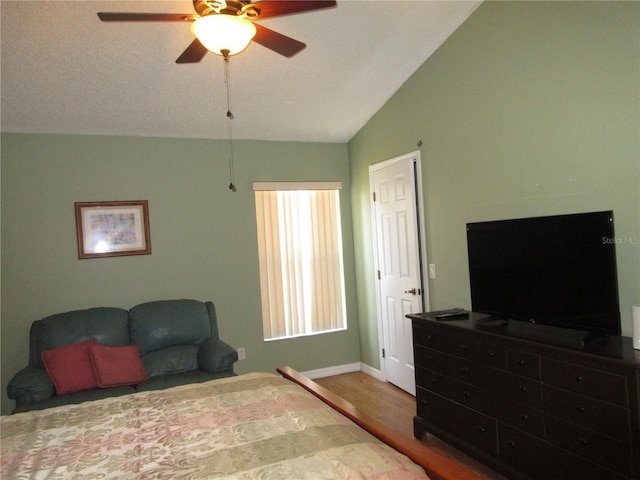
{"left": 41, "top": 339, "right": 98, "bottom": 395}
{"left": 129, "top": 300, "right": 211, "bottom": 354}
{"left": 31, "top": 307, "right": 129, "bottom": 367}
{"left": 90, "top": 344, "right": 148, "bottom": 388}
{"left": 140, "top": 345, "right": 199, "bottom": 377}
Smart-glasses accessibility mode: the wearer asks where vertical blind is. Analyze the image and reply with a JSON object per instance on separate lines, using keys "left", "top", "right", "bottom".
{"left": 253, "top": 182, "right": 347, "bottom": 341}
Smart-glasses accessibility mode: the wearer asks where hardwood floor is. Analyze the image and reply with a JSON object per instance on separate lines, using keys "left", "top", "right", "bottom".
{"left": 314, "top": 372, "right": 507, "bottom": 480}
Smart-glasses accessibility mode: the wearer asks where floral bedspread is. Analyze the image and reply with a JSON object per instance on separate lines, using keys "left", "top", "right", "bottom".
{"left": 1, "top": 372, "right": 429, "bottom": 479}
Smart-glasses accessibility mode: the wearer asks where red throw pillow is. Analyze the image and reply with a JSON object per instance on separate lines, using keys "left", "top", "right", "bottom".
{"left": 90, "top": 344, "right": 148, "bottom": 388}
{"left": 41, "top": 339, "right": 98, "bottom": 395}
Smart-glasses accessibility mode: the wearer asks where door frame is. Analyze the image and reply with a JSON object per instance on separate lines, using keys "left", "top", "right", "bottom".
{"left": 369, "top": 150, "right": 430, "bottom": 384}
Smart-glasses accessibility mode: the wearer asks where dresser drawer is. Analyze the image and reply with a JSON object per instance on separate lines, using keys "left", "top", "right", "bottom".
{"left": 544, "top": 386, "right": 631, "bottom": 441}
{"left": 415, "top": 367, "right": 458, "bottom": 400}
{"left": 456, "top": 359, "right": 543, "bottom": 408}
{"left": 419, "top": 372, "right": 545, "bottom": 438}
{"left": 507, "top": 349, "right": 541, "bottom": 380}
{"left": 413, "top": 324, "right": 455, "bottom": 354}
{"left": 416, "top": 387, "right": 498, "bottom": 455}
{"left": 499, "top": 423, "right": 631, "bottom": 480}
{"left": 546, "top": 415, "right": 634, "bottom": 477}
{"left": 446, "top": 379, "right": 545, "bottom": 437}
{"left": 477, "top": 338, "right": 507, "bottom": 369}
{"left": 414, "top": 345, "right": 457, "bottom": 377}
{"left": 542, "top": 358, "right": 629, "bottom": 406}
{"left": 497, "top": 401, "right": 545, "bottom": 437}
{"left": 453, "top": 333, "right": 478, "bottom": 361}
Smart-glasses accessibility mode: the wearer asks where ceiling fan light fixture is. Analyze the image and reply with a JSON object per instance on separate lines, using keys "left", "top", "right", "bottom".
{"left": 191, "top": 14, "right": 257, "bottom": 56}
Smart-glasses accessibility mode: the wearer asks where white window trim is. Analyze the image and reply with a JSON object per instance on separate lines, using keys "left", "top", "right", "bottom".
{"left": 252, "top": 181, "right": 342, "bottom": 191}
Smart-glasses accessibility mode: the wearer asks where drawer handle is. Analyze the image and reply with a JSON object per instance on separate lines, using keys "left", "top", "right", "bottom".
{"left": 429, "top": 355, "right": 435, "bottom": 362}
{"left": 460, "top": 343, "right": 468, "bottom": 351}
{"left": 464, "top": 391, "right": 471, "bottom": 398}
{"left": 477, "top": 426, "right": 487, "bottom": 434}
{"left": 462, "top": 367, "right": 470, "bottom": 374}
{"left": 575, "top": 374, "right": 584, "bottom": 382}
{"left": 509, "top": 441, "right": 517, "bottom": 448}
{"left": 579, "top": 438, "right": 589, "bottom": 446}
{"left": 430, "top": 378, "right": 437, "bottom": 384}
{"left": 517, "top": 359, "right": 527, "bottom": 366}
{"left": 520, "top": 414, "right": 529, "bottom": 422}
{"left": 487, "top": 350, "right": 495, "bottom": 357}
{"left": 577, "top": 406, "right": 586, "bottom": 414}
{"left": 421, "top": 400, "right": 429, "bottom": 406}
{"left": 519, "top": 386, "right": 528, "bottom": 393}
{"left": 427, "top": 335, "right": 434, "bottom": 341}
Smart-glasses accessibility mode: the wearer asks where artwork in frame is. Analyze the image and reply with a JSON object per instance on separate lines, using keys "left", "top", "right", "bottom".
{"left": 75, "top": 200, "right": 151, "bottom": 259}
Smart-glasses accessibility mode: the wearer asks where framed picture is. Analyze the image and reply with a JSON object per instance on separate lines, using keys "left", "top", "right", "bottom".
{"left": 75, "top": 200, "right": 151, "bottom": 259}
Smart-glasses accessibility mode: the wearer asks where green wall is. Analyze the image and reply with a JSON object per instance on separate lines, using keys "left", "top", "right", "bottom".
{"left": 349, "top": 1, "right": 640, "bottom": 368}
{"left": 0, "top": 134, "right": 360, "bottom": 414}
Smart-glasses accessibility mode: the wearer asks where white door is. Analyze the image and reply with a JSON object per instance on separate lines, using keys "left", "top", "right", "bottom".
{"left": 370, "top": 152, "right": 426, "bottom": 395}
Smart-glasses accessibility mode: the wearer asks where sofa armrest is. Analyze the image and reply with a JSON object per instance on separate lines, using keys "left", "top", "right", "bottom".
{"left": 7, "top": 366, "right": 55, "bottom": 408}
{"left": 197, "top": 338, "right": 238, "bottom": 373}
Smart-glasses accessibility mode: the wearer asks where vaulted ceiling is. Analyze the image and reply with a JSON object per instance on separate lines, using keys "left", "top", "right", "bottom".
{"left": 1, "top": 1, "right": 481, "bottom": 143}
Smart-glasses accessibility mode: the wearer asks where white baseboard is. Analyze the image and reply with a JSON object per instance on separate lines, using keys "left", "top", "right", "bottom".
{"left": 301, "top": 362, "right": 383, "bottom": 381}
{"left": 359, "top": 363, "right": 384, "bottom": 381}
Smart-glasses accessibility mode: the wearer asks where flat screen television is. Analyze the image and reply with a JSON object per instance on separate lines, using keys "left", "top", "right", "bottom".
{"left": 466, "top": 210, "right": 621, "bottom": 337}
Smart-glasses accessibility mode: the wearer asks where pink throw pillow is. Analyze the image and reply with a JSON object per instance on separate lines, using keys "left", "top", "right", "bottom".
{"left": 90, "top": 344, "right": 148, "bottom": 388}
{"left": 41, "top": 339, "right": 98, "bottom": 395}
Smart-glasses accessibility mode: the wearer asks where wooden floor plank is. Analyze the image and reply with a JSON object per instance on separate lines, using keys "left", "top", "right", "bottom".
{"left": 314, "top": 372, "right": 507, "bottom": 480}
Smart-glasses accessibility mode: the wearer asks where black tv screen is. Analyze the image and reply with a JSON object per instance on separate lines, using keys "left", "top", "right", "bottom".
{"left": 466, "top": 211, "right": 620, "bottom": 335}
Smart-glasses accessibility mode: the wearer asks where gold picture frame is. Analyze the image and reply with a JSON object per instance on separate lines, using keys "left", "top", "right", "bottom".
{"left": 75, "top": 200, "right": 151, "bottom": 259}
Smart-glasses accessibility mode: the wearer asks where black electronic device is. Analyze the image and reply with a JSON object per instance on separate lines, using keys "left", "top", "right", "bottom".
{"left": 466, "top": 210, "right": 621, "bottom": 339}
{"left": 434, "top": 309, "right": 469, "bottom": 320}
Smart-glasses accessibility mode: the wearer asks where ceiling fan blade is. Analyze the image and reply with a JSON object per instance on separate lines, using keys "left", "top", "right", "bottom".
{"left": 97, "top": 12, "right": 197, "bottom": 22}
{"left": 248, "top": 1, "right": 336, "bottom": 19}
{"left": 176, "top": 39, "right": 209, "bottom": 64}
{"left": 253, "top": 24, "right": 306, "bottom": 57}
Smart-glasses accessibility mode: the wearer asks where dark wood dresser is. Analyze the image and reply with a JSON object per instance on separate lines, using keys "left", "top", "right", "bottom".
{"left": 408, "top": 312, "right": 640, "bottom": 480}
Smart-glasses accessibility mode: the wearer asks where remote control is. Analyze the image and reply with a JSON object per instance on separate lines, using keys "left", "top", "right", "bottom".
{"left": 434, "top": 310, "right": 469, "bottom": 320}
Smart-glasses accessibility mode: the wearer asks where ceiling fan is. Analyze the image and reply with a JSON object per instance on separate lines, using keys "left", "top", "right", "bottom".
{"left": 98, "top": 0, "right": 337, "bottom": 62}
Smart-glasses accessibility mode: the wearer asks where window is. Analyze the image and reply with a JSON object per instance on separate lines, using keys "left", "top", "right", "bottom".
{"left": 253, "top": 182, "right": 347, "bottom": 341}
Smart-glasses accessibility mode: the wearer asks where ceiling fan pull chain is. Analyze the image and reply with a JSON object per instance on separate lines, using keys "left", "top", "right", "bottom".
{"left": 224, "top": 51, "right": 234, "bottom": 120}
{"left": 223, "top": 50, "right": 237, "bottom": 192}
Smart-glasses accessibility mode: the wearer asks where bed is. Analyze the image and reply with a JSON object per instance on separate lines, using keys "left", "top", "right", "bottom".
{"left": 2, "top": 367, "right": 481, "bottom": 480}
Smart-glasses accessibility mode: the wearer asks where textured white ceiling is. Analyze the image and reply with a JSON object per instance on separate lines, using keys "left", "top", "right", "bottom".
{"left": 1, "top": 0, "right": 480, "bottom": 143}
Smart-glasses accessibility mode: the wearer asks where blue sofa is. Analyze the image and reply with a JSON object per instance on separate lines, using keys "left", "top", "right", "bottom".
{"left": 7, "top": 299, "right": 238, "bottom": 413}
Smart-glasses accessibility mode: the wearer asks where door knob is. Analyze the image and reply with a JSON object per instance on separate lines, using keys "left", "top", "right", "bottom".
{"left": 404, "top": 288, "right": 418, "bottom": 295}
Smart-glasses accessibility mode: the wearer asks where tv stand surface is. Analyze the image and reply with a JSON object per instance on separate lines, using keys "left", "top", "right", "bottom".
{"left": 408, "top": 312, "right": 640, "bottom": 480}
{"left": 580, "top": 330, "right": 610, "bottom": 347}
{"left": 473, "top": 314, "right": 509, "bottom": 328}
